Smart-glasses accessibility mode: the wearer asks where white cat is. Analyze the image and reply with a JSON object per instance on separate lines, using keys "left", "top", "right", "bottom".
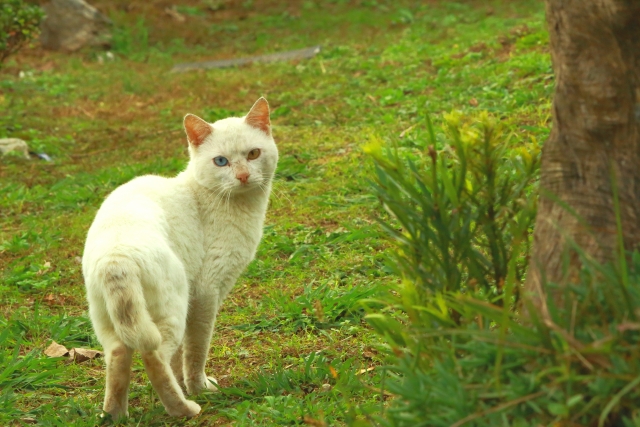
{"left": 82, "top": 98, "right": 278, "bottom": 418}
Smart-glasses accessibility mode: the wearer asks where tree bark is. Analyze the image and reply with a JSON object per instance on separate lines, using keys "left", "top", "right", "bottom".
{"left": 526, "top": 0, "right": 640, "bottom": 305}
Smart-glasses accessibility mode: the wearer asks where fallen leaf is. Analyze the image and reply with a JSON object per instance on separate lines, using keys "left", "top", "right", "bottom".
{"left": 617, "top": 322, "right": 640, "bottom": 332}
{"left": 313, "top": 299, "right": 325, "bottom": 322}
{"left": 165, "top": 7, "right": 186, "bottom": 22}
{"left": 357, "top": 367, "right": 375, "bottom": 375}
{"left": 44, "top": 341, "right": 69, "bottom": 358}
{"left": 399, "top": 124, "right": 417, "bottom": 138}
{"left": 38, "top": 61, "right": 56, "bottom": 72}
{"left": 469, "top": 98, "right": 479, "bottom": 107}
{"left": 329, "top": 365, "right": 338, "bottom": 379}
{"left": 70, "top": 348, "right": 103, "bottom": 363}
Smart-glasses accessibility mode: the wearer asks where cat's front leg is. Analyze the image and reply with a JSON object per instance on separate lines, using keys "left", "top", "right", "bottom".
{"left": 182, "top": 295, "right": 221, "bottom": 395}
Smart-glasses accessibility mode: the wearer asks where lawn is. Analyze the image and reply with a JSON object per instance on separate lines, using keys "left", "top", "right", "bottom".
{"left": 0, "top": 0, "right": 552, "bottom": 425}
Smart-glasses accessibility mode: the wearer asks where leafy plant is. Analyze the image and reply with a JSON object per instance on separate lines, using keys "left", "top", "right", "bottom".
{"left": 0, "top": 0, "right": 44, "bottom": 66}
{"left": 366, "top": 251, "right": 640, "bottom": 426}
{"left": 109, "top": 17, "right": 149, "bottom": 59}
{"left": 365, "top": 113, "right": 640, "bottom": 426}
{"left": 368, "top": 112, "right": 539, "bottom": 304}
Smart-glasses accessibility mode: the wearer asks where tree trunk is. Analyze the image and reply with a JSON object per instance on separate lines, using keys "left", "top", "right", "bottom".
{"left": 526, "top": 0, "right": 640, "bottom": 305}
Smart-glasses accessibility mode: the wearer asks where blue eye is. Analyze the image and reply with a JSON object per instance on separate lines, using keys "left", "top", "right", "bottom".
{"left": 213, "top": 156, "right": 228, "bottom": 166}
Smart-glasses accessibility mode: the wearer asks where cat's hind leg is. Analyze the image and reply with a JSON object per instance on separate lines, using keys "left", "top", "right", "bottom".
{"left": 103, "top": 341, "right": 134, "bottom": 420}
{"left": 142, "top": 314, "right": 200, "bottom": 417}
{"left": 141, "top": 349, "right": 201, "bottom": 417}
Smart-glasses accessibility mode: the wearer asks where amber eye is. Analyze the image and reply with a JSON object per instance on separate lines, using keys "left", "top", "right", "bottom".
{"left": 247, "top": 149, "right": 261, "bottom": 160}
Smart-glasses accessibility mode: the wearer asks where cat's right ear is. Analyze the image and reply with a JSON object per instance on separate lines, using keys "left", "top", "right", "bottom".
{"left": 183, "top": 114, "right": 212, "bottom": 147}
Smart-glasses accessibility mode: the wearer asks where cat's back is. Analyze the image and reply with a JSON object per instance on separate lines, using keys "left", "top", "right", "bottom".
{"left": 92, "top": 175, "right": 174, "bottom": 224}
{"left": 85, "top": 174, "right": 195, "bottom": 255}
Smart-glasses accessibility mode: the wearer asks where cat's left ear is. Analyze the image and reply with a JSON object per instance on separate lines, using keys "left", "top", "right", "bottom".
{"left": 184, "top": 114, "right": 212, "bottom": 147}
{"left": 245, "top": 97, "right": 271, "bottom": 135}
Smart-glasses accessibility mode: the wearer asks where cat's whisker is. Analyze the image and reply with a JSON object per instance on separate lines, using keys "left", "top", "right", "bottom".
{"left": 225, "top": 188, "right": 233, "bottom": 213}
{"left": 257, "top": 183, "right": 270, "bottom": 200}
{"left": 212, "top": 186, "right": 228, "bottom": 213}
{"left": 203, "top": 182, "right": 232, "bottom": 212}
{"left": 201, "top": 185, "right": 225, "bottom": 204}
{"left": 202, "top": 182, "right": 231, "bottom": 208}
{"left": 269, "top": 184, "right": 293, "bottom": 206}
{"left": 210, "top": 192, "right": 226, "bottom": 212}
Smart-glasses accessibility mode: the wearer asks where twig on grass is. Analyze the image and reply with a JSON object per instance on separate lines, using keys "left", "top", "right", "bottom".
{"left": 171, "top": 46, "right": 321, "bottom": 73}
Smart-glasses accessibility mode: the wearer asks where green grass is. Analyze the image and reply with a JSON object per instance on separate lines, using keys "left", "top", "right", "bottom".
{"left": 0, "top": 0, "right": 551, "bottom": 425}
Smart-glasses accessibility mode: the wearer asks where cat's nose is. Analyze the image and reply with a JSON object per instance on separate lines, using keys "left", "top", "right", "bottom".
{"left": 236, "top": 171, "right": 250, "bottom": 184}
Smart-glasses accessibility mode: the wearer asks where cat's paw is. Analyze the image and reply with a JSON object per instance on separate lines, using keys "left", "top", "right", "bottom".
{"left": 205, "top": 376, "right": 219, "bottom": 392}
{"left": 167, "top": 400, "right": 201, "bottom": 418}
{"left": 101, "top": 409, "right": 129, "bottom": 421}
{"left": 186, "top": 374, "right": 218, "bottom": 395}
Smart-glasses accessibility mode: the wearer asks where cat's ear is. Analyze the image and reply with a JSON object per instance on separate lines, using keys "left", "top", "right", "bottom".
{"left": 245, "top": 97, "right": 271, "bottom": 135}
{"left": 183, "top": 114, "right": 212, "bottom": 147}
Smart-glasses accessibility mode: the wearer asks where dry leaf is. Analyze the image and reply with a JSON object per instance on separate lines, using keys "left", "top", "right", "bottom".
{"left": 165, "top": 7, "right": 186, "bottom": 22}
{"left": 469, "top": 98, "right": 479, "bottom": 107}
{"left": 70, "top": 348, "right": 103, "bottom": 363}
{"left": 357, "top": 367, "right": 375, "bottom": 375}
{"left": 313, "top": 299, "right": 325, "bottom": 322}
{"left": 617, "top": 322, "right": 640, "bottom": 332}
{"left": 399, "top": 124, "right": 417, "bottom": 138}
{"left": 329, "top": 365, "right": 338, "bottom": 379}
{"left": 44, "top": 341, "right": 69, "bottom": 358}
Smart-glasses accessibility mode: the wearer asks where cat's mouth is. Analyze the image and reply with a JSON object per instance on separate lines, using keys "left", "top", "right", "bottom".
{"left": 232, "top": 179, "right": 264, "bottom": 193}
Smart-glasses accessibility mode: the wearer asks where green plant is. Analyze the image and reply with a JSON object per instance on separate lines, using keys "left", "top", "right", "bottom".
{"left": 0, "top": 316, "right": 66, "bottom": 423}
{"left": 368, "top": 112, "right": 539, "bottom": 304}
{"left": 109, "top": 17, "right": 149, "bottom": 59}
{"left": 365, "top": 113, "right": 640, "bottom": 426}
{"left": 365, "top": 251, "right": 640, "bottom": 426}
{"left": 0, "top": 0, "right": 43, "bottom": 66}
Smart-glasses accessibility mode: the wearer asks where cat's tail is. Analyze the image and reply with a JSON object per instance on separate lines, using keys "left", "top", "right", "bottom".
{"left": 98, "top": 257, "right": 163, "bottom": 352}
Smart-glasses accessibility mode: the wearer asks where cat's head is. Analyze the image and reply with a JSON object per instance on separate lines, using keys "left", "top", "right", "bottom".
{"left": 183, "top": 97, "right": 278, "bottom": 194}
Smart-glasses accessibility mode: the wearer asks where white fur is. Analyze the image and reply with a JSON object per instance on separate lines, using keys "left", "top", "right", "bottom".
{"left": 82, "top": 101, "right": 277, "bottom": 418}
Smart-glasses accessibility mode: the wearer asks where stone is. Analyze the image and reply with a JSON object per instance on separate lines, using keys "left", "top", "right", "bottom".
{"left": 40, "top": 0, "right": 111, "bottom": 52}
{"left": 0, "top": 138, "right": 30, "bottom": 159}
